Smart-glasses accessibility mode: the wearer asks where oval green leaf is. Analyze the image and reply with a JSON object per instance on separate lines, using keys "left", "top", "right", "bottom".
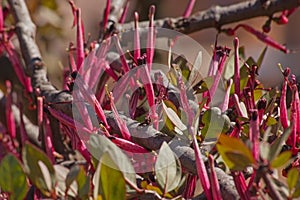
{"left": 287, "top": 168, "right": 299, "bottom": 191}
{"left": 270, "top": 151, "right": 292, "bottom": 169}
{"left": 216, "top": 134, "right": 255, "bottom": 171}
{"left": 0, "top": 154, "right": 28, "bottom": 200}
{"left": 99, "top": 152, "right": 126, "bottom": 200}
{"left": 155, "top": 142, "right": 182, "bottom": 193}
{"left": 22, "top": 142, "right": 56, "bottom": 197}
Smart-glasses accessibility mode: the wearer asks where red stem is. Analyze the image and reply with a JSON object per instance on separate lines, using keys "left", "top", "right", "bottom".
{"left": 118, "top": 0, "right": 130, "bottom": 24}
{"left": 76, "top": 9, "right": 85, "bottom": 70}
{"left": 183, "top": 0, "right": 196, "bottom": 18}
{"left": 234, "top": 37, "right": 241, "bottom": 97}
{"left": 208, "top": 155, "right": 222, "bottom": 200}
{"left": 146, "top": 5, "right": 155, "bottom": 71}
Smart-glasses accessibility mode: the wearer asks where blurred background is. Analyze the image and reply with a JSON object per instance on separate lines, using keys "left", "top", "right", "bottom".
{"left": 24, "top": 0, "right": 300, "bottom": 88}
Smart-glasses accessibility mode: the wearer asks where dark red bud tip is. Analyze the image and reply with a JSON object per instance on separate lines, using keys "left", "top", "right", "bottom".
{"left": 134, "top": 12, "right": 139, "bottom": 21}
{"left": 250, "top": 110, "right": 258, "bottom": 121}
{"left": 225, "top": 28, "right": 235, "bottom": 36}
{"left": 233, "top": 37, "right": 239, "bottom": 47}
{"left": 262, "top": 24, "right": 271, "bottom": 33}
{"left": 257, "top": 98, "right": 267, "bottom": 110}
{"left": 279, "top": 15, "right": 289, "bottom": 25}
{"left": 283, "top": 67, "right": 291, "bottom": 77}
{"left": 149, "top": 5, "right": 155, "bottom": 16}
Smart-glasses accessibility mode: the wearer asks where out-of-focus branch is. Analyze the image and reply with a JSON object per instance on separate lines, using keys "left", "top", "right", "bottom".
{"left": 8, "top": 0, "right": 73, "bottom": 115}
{"left": 118, "top": 0, "right": 300, "bottom": 38}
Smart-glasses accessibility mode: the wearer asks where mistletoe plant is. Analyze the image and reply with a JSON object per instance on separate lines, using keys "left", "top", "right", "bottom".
{"left": 0, "top": 0, "right": 300, "bottom": 199}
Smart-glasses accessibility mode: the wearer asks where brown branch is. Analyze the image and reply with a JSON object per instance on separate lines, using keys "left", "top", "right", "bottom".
{"left": 8, "top": 0, "right": 73, "bottom": 114}
{"left": 118, "top": 0, "right": 300, "bottom": 37}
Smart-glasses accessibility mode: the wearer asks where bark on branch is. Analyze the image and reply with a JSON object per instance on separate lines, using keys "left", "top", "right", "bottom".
{"left": 118, "top": 0, "right": 300, "bottom": 37}
{"left": 8, "top": 0, "right": 73, "bottom": 114}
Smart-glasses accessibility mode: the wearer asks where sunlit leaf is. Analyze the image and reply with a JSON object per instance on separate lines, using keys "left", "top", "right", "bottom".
{"left": 201, "top": 107, "right": 231, "bottom": 140}
{"left": 97, "top": 152, "right": 126, "bottom": 200}
{"left": 54, "top": 165, "right": 77, "bottom": 198}
{"left": 22, "top": 142, "right": 56, "bottom": 197}
{"left": 266, "top": 116, "right": 278, "bottom": 126}
{"left": 254, "top": 85, "right": 265, "bottom": 102}
{"left": 66, "top": 165, "right": 80, "bottom": 190}
{"left": 287, "top": 168, "right": 299, "bottom": 191}
{"left": 216, "top": 134, "right": 255, "bottom": 170}
{"left": 189, "top": 51, "right": 203, "bottom": 88}
{"left": 173, "top": 55, "right": 191, "bottom": 82}
{"left": 88, "top": 134, "right": 136, "bottom": 185}
{"left": 223, "top": 46, "right": 244, "bottom": 80}
{"left": 293, "top": 185, "right": 300, "bottom": 198}
{"left": 0, "top": 154, "right": 28, "bottom": 200}
{"left": 268, "top": 127, "right": 291, "bottom": 162}
{"left": 260, "top": 142, "right": 270, "bottom": 161}
{"left": 155, "top": 142, "right": 182, "bottom": 193}
{"left": 162, "top": 100, "right": 186, "bottom": 133}
{"left": 229, "top": 61, "right": 251, "bottom": 95}
{"left": 193, "top": 76, "right": 214, "bottom": 94}
{"left": 256, "top": 46, "right": 268, "bottom": 68}
{"left": 167, "top": 68, "right": 178, "bottom": 86}
{"left": 270, "top": 151, "right": 292, "bottom": 168}
{"left": 76, "top": 166, "right": 90, "bottom": 199}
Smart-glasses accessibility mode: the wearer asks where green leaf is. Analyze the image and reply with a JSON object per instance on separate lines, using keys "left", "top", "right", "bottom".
{"left": 173, "top": 55, "right": 191, "bottom": 82}
{"left": 76, "top": 166, "right": 90, "bottom": 200}
{"left": 0, "top": 154, "right": 28, "bottom": 200}
{"left": 167, "top": 68, "right": 178, "bottom": 87}
{"left": 155, "top": 142, "right": 182, "bottom": 193}
{"left": 97, "top": 152, "right": 126, "bottom": 200}
{"left": 189, "top": 51, "right": 203, "bottom": 88}
{"left": 229, "top": 57, "right": 252, "bottom": 95}
{"left": 66, "top": 165, "right": 80, "bottom": 190}
{"left": 292, "top": 186, "right": 300, "bottom": 198}
{"left": 259, "top": 142, "right": 270, "bottom": 161}
{"left": 223, "top": 47, "right": 244, "bottom": 80}
{"left": 201, "top": 107, "right": 231, "bottom": 140}
{"left": 268, "top": 127, "right": 292, "bottom": 162}
{"left": 256, "top": 46, "right": 268, "bottom": 68}
{"left": 88, "top": 134, "right": 136, "bottom": 186}
{"left": 22, "top": 142, "right": 56, "bottom": 197}
{"left": 216, "top": 134, "right": 255, "bottom": 171}
{"left": 266, "top": 116, "right": 278, "bottom": 126}
{"left": 193, "top": 76, "right": 214, "bottom": 94}
{"left": 270, "top": 151, "right": 292, "bottom": 168}
{"left": 162, "top": 100, "right": 186, "bottom": 133}
{"left": 54, "top": 165, "right": 77, "bottom": 198}
{"left": 287, "top": 168, "right": 299, "bottom": 191}
{"left": 253, "top": 85, "right": 265, "bottom": 102}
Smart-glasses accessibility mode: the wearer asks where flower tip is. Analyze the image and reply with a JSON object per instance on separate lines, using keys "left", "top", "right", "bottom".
{"left": 283, "top": 67, "right": 291, "bottom": 77}
{"left": 5, "top": 80, "right": 11, "bottom": 92}
{"left": 134, "top": 12, "right": 139, "bottom": 29}
{"left": 149, "top": 5, "right": 156, "bottom": 16}
{"left": 234, "top": 37, "right": 239, "bottom": 46}
{"left": 134, "top": 12, "right": 139, "bottom": 21}
{"left": 225, "top": 28, "right": 235, "bottom": 36}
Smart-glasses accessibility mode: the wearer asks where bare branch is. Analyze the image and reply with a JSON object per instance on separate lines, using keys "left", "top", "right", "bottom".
{"left": 8, "top": 0, "right": 73, "bottom": 115}
{"left": 119, "top": 0, "right": 300, "bottom": 37}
